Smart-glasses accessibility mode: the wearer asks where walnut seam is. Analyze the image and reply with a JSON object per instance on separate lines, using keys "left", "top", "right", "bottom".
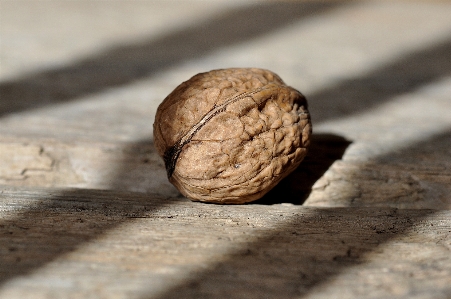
{"left": 163, "top": 87, "right": 266, "bottom": 177}
{"left": 154, "top": 68, "right": 311, "bottom": 204}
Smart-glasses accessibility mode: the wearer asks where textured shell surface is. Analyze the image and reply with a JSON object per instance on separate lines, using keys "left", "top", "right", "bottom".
{"left": 153, "top": 68, "right": 311, "bottom": 204}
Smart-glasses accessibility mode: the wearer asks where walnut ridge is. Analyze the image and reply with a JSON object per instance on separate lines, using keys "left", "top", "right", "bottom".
{"left": 153, "top": 68, "right": 311, "bottom": 204}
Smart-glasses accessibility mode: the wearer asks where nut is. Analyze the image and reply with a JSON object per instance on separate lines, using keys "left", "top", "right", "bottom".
{"left": 153, "top": 68, "right": 311, "bottom": 204}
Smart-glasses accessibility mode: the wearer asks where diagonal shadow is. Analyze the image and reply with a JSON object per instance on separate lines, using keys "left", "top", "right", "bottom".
{"left": 308, "top": 38, "right": 451, "bottom": 123}
{"left": 0, "top": 188, "right": 168, "bottom": 282}
{"left": 255, "top": 37, "right": 451, "bottom": 205}
{"left": 147, "top": 131, "right": 449, "bottom": 299}
{"left": 256, "top": 133, "right": 352, "bottom": 205}
{"left": 1, "top": 32, "right": 451, "bottom": 298}
{"left": 141, "top": 37, "right": 451, "bottom": 298}
{"left": 0, "top": 1, "right": 347, "bottom": 285}
{"left": 0, "top": 133, "right": 349, "bottom": 285}
{"left": 0, "top": 1, "right": 344, "bottom": 116}
{"left": 0, "top": 2, "right": 450, "bottom": 296}
{"left": 153, "top": 210, "right": 438, "bottom": 299}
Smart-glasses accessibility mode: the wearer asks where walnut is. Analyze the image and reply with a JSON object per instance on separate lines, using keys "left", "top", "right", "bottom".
{"left": 153, "top": 68, "right": 311, "bottom": 204}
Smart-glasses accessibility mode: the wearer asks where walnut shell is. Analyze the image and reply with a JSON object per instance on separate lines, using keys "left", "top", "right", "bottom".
{"left": 153, "top": 68, "right": 311, "bottom": 204}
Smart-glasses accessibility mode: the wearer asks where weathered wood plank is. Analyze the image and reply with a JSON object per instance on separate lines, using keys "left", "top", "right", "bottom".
{"left": 1, "top": 130, "right": 450, "bottom": 209}
{"left": 0, "top": 187, "right": 450, "bottom": 298}
{"left": 1, "top": 1, "right": 451, "bottom": 298}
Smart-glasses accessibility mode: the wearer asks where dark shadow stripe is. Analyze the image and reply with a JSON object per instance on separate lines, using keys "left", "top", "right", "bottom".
{"left": 147, "top": 131, "right": 448, "bottom": 299}
{"left": 0, "top": 1, "right": 347, "bottom": 285}
{"left": 0, "top": 2, "right": 344, "bottom": 116}
{"left": 308, "top": 39, "right": 451, "bottom": 123}
{"left": 1, "top": 2, "right": 449, "bottom": 296}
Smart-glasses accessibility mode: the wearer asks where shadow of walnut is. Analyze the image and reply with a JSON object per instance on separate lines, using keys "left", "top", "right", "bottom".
{"left": 256, "top": 133, "right": 351, "bottom": 205}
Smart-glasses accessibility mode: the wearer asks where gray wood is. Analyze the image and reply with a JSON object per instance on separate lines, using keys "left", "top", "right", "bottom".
{"left": 1, "top": 1, "right": 451, "bottom": 298}
{"left": 0, "top": 187, "right": 450, "bottom": 299}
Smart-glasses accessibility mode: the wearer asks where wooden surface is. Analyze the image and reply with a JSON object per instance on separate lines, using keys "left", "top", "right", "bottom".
{"left": 1, "top": 1, "right": 451, "bottom": 298}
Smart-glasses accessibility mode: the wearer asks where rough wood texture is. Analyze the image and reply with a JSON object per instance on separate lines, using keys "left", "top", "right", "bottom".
{"left": 0, "top": 187, "right": 450, "bottom": 299}
{"left": 1, "top": 1, "right": 451, "bottom": 298}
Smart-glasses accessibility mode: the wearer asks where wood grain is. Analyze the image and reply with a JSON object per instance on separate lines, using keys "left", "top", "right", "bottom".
{"left": 0, "top": 187, "right": 449, "bottom": 298}
{"left": 1, "top": 1, "right": 451, "bottom": 298}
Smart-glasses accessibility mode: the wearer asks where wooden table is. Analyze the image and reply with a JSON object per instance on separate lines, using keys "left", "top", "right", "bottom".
{"left": 1, "top": 1, "right": 450, "bottom": 298}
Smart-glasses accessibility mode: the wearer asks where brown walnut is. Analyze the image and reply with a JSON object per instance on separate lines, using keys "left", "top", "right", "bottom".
{"left": 153, "top": 68, "right": 311, "bottom": 204}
